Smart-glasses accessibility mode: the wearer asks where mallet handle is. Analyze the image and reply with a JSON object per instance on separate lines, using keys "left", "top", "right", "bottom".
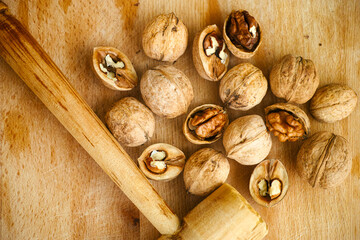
{"left": 0, "top": 2, "right": 180, "bottom": 235}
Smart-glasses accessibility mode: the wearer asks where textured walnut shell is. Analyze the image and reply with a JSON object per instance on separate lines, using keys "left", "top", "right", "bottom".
{"left": 183, "top": 104, "right": 229, "bottom": 145}
{"left": 140, "top": 65, "right": 194, "bottom": 118}
{"left": 265, "top": 103, "right": 310, "bottom": 139}
{"left": 310, "top": 84, "right": 358, "bottom": 123}
{"left": 183, "top": 148, "right": 230, "bottom": 196}
{"left": 223, "top": 115, "right": 272, "bottom": 165}
{"left": 92, "top": 47, "right": 137, "bottom": 91}
{"left": 192, "top": 25, "right": 230, "bottom": 81}
{"left": 269, "top": 54, "right": 319, "bottom": 104}
{"left": 105, "top": 97, "right": 155, "bottom": 147}
{"left": 219, "top": 63, "right": 268, "bottom": 111}
{"left": 296, "top": 131, "right": 352, "bottom": 188}
{"left": 138, "top": 143, "right": 186, "bottom": 181}
{"left": 223, "top": 10, "right": 262, "bottom": 59}
{"left": 249, "top": 159, "right": 289, "bottom": 207}
{"left": 142, "top": 12, "right": 188, "bottom": 62}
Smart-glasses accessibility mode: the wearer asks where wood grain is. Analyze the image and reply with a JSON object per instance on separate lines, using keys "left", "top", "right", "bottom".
{"left": 1, "top": 0, "right": 359, "bottom": 239}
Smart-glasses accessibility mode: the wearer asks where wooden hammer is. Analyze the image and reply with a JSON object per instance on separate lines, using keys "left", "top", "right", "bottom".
{"left": 0, "top": 2, "right": 267, "bottom": 239}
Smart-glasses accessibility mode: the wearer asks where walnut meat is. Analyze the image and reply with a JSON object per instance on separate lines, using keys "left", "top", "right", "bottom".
{"left": 183, "top": 148, "right": 230, "bottom": 196}
{"left": 105, "top": 97, "right": 155, "bottom": 147}
{"left": 140, "top": 65, "right": 194, "bottom": 118}
{"left": 270, "top": 54, "right": 319, "bottom": 104}
{"left": 310, "top": 84, "right": 358, "bottom": 123}
{"left": 142, "top": 12, "right": 188, "bottom": 62}
{"left": 296, "top": 131, "right": 352, "bottom": 188}
{"left": 219, "top": 63, "right": 268, "bottom": 111}
{"left": 223, "top": 115, "right": 272, "bottom": 165}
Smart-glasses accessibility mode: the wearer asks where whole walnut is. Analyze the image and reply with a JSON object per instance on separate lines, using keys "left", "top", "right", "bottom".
{"left": 296, "top": 131, "right": 352, "bottom": 188}
{"left": 140, "top": 65, "right": 194, "bottom": 118}
{"left": 142, "top": 12, "right": 188, "bottom": 62}
{"left": 105, "top": 97, "right": 155, "bottom": 147}
{"left": 270, "top": 54, "right": 319, "bottom": 104}
{"left": 223, "top": 115, "right": 272, "bottom": 165}
{"left": 310, "top": 84, "right": 358, "bottom": 123}
{"left": 219, "top": 63, "right": 268, "bottom": 111}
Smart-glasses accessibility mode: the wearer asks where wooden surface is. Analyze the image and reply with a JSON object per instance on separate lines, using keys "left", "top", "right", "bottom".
{"left": 0, "top": 0, "right": 359, "bottom": 239}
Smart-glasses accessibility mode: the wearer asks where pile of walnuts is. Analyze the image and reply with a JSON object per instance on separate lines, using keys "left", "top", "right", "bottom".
{"left": 91, "top": 10, "right": 357, "bottom": 207}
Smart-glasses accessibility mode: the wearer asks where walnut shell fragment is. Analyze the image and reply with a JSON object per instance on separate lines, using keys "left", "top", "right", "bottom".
{"left": 296, "top": 131, "right": 352, "bottom": 188}
{"left": 223, "top": 115, "right": 272, "bottom": 165}
{"left": 250, "top": 159, "right": 289, "bottom": 207}
{"left": 265, "top": 103, "right": 310, "bottom": 142}
{"left": 92, "top": 46, "right": 137, "bottom": 91}
{"left": 269, "top": 54, "right": 319, "bottom": 104}
{"left": 183, "top": 104, "right": 229, "bottom": 145}
{"left": 192, "top": 24, "right": 230, "bottom": 81}
{"left": 310, "top": 84, "right": 358, "bottom": 123}
{"left": 142, "top": 12, "right": 188, "bottom": 62}
{"left": 138, "top": 143, "right": 186, "bottom": 181}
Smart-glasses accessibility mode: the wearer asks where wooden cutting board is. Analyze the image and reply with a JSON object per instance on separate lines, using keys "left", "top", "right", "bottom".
{"left": 1, "top": 0, "right": 359, "bottom": 239}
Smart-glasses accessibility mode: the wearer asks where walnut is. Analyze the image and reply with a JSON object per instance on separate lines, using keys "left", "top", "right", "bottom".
{"left": 192, "top": 24, "right": 229, "bottom": 81}
{"left": 223, "top": 115, "right": 272, "bottom": 165}
{"left": 269, "top": 54, "right": 319, "bottom": 104}
{"left": 265, "top": 103, "right": 310, "bottom": 142}
{"left": 140, "top": 65, "right": 194, "bottom": 118}
{"left": 310, "top": 84, "right": 358, "bottom": 123}
{"left": 219, "top": 63, "right": 268, "bottom": 111}
{"left": 105, "top": 97, "right": 155, "bottom": 147}
{"left": 142, "top": 12, "right": 188, "bottom": 62}
{"left": 296, "top": 131, "right": 352, "bottom": 188}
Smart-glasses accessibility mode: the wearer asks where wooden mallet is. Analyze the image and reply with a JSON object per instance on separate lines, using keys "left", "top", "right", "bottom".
{"left": 0, "top": 2, "right": 268, "bottom": 239}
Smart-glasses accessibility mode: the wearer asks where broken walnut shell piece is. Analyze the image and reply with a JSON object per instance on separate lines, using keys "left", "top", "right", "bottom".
{"left": 250, "top": 159, "right": 289, "bottom": 207}
{"left": 223, "top": 10, "right": 262, "bottom": 59}
{"left": 92, "top": 47, "right": 138, "bottom": 91}
{"left": 192, "top": 24, "right": 230, "bottom": 81}
{"left": 183, "top": 104, "right": 229, "bottom": 145}
{"left": 265, "top": 103, "right": 310, "bottom": 142}
{"left": 138, "top": 143, "right": 185, "bottom": 181}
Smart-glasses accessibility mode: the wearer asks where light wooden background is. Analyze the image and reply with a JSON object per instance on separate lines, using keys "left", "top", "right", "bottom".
{"left": 1, "top": 0, "right": 359, "bottom": 239}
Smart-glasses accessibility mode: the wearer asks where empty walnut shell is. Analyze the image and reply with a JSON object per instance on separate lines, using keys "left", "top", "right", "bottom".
{"left": 138, "top": 143, "right": 186, "bottom": 181}
{"left": 223, "top": 10, "right": 262, "bottom": 59}
{"left": 265, "top": 103, "right": 310, "bottom": 142}
{"left": 183, "top": 104, "right": 229, "bottom": 145}
{"left": 223, "top": 115, "right": 272, "bottom": 165}
{"left": 140, "top": 65, "right": 194, "bottom": 118}
{"left": 105, "top": 97, "right": 155, "bottom": 147}
{"left": 310, "top": 84, "right": 358, "bottom": 123}
{"left": 192, "top": 24, "right": 230, "bottom": 81}
{"left": 92, "top": 46, "right": 138, "bottom": 91}
{"left": 219, "top": 63, "right": 268, "bottom": 111}
{"left": 296, "top": 131, "right": 352, "bottom": 188}
{"left": 269, "top": 54, "right": 319, "bottom": 104}
{"left": 142, "top": 12, "right": 188, "bottom": 62}
{"left": 183, "top": 148, "right": 230, "bottom": 196}
{"left": 249, "top": 159, "right": 289, "bottom": 207}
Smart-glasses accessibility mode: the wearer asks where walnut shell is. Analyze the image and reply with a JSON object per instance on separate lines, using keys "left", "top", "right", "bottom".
{"left": 140, "top": 65, "right": 194, "bottom": 118}
{"left": 223, "top": 10, "right": 262, "bottom": 59}
{"left": 92, "top": 46, "right": 137, "bottom": 91}
{"left": 138, "top": 143, "right": 186, "bottom": 181}
{"left": 183, "top": 148, "right": 230, "bottom": 196}
{"left": 142, "top": 12, "right": 188, "bottom": 62}
{"left": 223, "top": 115, "right": 272, "bottom": 165}
{"left": 183, "top": 104, "right": 229, "bottom": 145}
{"left": 219, "top": 63, "right": 268, "bottom": 111}
{"left": 192, "top": 24, "right": 230, "bottom": 81}
{"left": 249, "top": 159, "right": 289, "bottom": 207}
{"left": 105, "top": 97, "right": 155, "bottom": 147}
{"left": 269, "top": 54, "right": 319, "bottom": 104}
{"left": 310, "top": 84, "right": 358, "bottom": 123}
{"left": 296, "top": 131, "right": 352, "bottom": 188}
